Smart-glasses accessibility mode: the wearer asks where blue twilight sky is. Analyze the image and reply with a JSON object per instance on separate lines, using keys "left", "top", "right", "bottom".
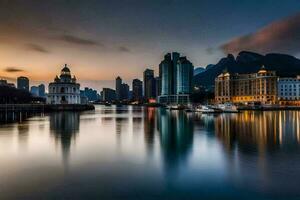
{"left": 0, "top": 0, "right": 300, "bottom": 90}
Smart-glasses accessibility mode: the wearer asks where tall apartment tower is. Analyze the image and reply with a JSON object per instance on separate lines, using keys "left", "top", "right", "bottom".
{"left": 17, "top": 76, "right": 29, "bottom": 91}
{"left": 132, "top": 79, "right": 143, "bottom": 101}
{"left": 143, "top": 69, "right": 156, "bottom": 100}
{"left": 115, "top": 76, "right": 122, "bottom": 101}
{"left": 158, "top": 52, "right": 194, "bottom": 105}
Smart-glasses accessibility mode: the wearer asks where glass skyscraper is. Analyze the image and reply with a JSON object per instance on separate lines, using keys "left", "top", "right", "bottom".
{"left": 176, "top": 57, "right": 193, "bottom": 94}
{"left": 143, "top": 69, "right": 156, "bottom": 100}
{"left": 158, "top": 52, "right": 194, "bottom": 105}
{"left": 17, "top": 76, "right": 29, "bottom": 91}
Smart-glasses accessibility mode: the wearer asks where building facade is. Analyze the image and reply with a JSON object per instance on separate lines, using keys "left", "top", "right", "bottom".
{"left": 115, "top": 76, "right": 122, "bottom": 101}
{"left": 30, "top": 86, "right": 39, "bottom": 96}
{"left": 47, "top": 64, "right": 81, "bottom": 104}
{"left": 278, "top": 76, "right": 300, "bottom": 105}
{"left": 17, "top": 76, "right": 29, "bottom": 91}
{"left": 102, "top": 88, "right": 116, "bottom": 102}
{"left": 132, "top": 79, "right": 143, "bottom": 101}
{"left": 31, "top": 84, "right": 45, "bottom": 97}
{"left": 38, "top": 84, "right": 45, "bottom": 97}
{"left": 215, "top": 67, "right": 277, "bottom": 104}
{"left": 80, "top": 87, "right": 99, "bottom": 102}
{"left": 143, "top": 69, "right": 156, "bottom": 100}
{"left": 158, "top": 52, "right": 194, "bottom": 105}
{"left": 121, "top": 83, "right": 129, "bottom": 100}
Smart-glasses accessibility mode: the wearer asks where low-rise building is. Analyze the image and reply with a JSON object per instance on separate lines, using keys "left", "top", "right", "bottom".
{"left": 278, "top": 76, "right": 300, "bottom": 105}
{"left": 47, "top": 64, "right": 81, "bottom": 104}
{"left": 215, "top": 67, "right": 277, "bottom": 105}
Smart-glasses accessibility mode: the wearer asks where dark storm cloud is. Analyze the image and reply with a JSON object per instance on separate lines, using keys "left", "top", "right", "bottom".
{"left": 221, "top": 13, "right": 300, "bottom": 55}
{"left": 26, "top": 43, "right": 50, "bottom": 53}
{"left": 118, "top": 46, "right": 131, "bottom": 53}
{"left": 57, "top": 34, "right": 101, "bottom": 46}
{"left": 4, "top": 67, "right": 24, "bottom": 73}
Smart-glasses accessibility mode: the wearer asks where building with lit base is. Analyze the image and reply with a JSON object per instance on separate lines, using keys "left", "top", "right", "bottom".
{"left": 158, "top": 52, "right": 194, "bottom": 105}
{"left": 47, "top": 64, "right": 81, "bottom": 104}
{"left": 215, "top": 66, "right": 277, "bottom": 105}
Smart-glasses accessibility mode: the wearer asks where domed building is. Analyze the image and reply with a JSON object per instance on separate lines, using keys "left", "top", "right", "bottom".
{"left": 47, "top": 64, "right": 81, "bottom": 104}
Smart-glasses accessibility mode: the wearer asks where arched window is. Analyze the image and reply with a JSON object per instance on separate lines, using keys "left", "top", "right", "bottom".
{"left": 61, "top": 87, "right": 65, "bottom": 93}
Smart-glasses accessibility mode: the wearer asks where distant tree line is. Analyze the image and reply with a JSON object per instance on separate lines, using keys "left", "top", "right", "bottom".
{"left": 0, "top": 85, "right": 45, "bottom": 104}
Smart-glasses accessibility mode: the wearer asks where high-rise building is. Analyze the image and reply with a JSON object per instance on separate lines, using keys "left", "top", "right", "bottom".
{"left": 116, "top": 76, "right": 122, "bottom": 101}
{"left": 80, "top": 87, "right": 99, "bottom": 102}
{"left": 143, "top": 69, "right": 156, "bottom": 100}
{"left": 30, "top": 84, "right": 45, "bottom": 97}
{"left": 158, "top": 52, "right": 194, "bottom": 105}
{"left": 17, "top": 76, "right": 29, "bottom": 91}
{"left": 132, "top": 79, "right": 143, "bottom": 101}
{"left": 121, "top": 83, "right": 129, "bottom": 100}
{"left": 38, "top": 84, "right": 45, "bottom": 97}
{"left": 160, "top": 53, "right": 172, "bottom": 96}
{"left": 102, "top": 88, "right": 116, "bottom": 102}
{"left": 155, "top": 77, "right": 161, "bottom": 97}
{"left": 176, "top": 57, "right": 194, "bottom": 94}
{"left": 30, "top": 86, "right": 39, "bottom": 96}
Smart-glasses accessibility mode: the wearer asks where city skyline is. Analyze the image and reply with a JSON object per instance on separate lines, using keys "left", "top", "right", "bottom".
{"left": 1, "top": 0, "right": 300, "bottom": 91}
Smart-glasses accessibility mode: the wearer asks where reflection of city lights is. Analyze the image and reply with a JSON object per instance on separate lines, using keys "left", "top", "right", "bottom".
{"left": 148, "top": 98, "right": 156, "bottom": 103}
{"left": 214, "top": 111, "right": 300, "bottom": 154}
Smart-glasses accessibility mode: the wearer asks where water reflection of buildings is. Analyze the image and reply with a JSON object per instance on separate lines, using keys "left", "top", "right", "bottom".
{"left": 214, "top": 111, "right": 300, "bottom": 154}
{"left": 144, "top": 107, "right": 155, "bottom": 148}
{"left": 50, "top": 112, "right": 80, "bottom": 169}
{"left": 115, "top": 106, "right": 129, "bottom": 135}
{"left": 156, "top": 109, "right": 194, "bottom": 174}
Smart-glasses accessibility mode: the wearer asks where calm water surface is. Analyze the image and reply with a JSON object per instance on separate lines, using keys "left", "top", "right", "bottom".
{"left": 0, "top": 105, "right": 300, "bottom": 199}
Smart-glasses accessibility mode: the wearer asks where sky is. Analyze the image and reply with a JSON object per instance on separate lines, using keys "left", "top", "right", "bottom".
{"left": 1, "top": 0, "right": 300, "bottom": 91}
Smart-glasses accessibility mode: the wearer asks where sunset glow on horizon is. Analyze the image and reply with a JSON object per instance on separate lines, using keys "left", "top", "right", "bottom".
{"left": 1, "top": 0, "right": 300, "bottom": 91}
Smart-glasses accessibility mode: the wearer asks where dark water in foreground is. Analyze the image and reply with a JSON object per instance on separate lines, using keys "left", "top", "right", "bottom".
{"left": 0, "top": 105, "right": 300, "bottom": 199}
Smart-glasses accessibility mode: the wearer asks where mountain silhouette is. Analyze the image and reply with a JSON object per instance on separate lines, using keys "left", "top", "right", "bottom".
{"left": 194, "top": 51, "right": 300, "bottom": 89}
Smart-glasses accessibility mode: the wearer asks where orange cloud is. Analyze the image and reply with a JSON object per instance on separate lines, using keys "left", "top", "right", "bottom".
{"left": 221, "top": 13, "right": 300, "bottom": 55}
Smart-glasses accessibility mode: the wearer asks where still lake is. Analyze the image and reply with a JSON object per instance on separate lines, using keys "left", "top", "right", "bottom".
{"left": 0, "top": 105, "right": 300, "bottom": 199}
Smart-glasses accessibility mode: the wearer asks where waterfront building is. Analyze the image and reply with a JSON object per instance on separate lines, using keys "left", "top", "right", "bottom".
{"left": 155, "top": 77, "right": 161, "bottom": 97}
{"left": 102, "top": 88, "right": 116, "bottom": 102}
{"left": 176, "top": 57, "right": 194, "bottom": 94}
{"left": 121, "top": 83, "right": 129, "bottom": 100}
{"left": 30, "top": 84, "right": 45, "bottom": 97}
{"left": 143, "top": 69, "right": 156, "bottom": 100}
{"left": 116, "top": 76, "right": 122, "bottom": 101}
{"left": 47, "top": 64, "right": 81, "bottom": 104}
{"left": 278, "top": 76, "right": 300, "bottom": 105}
{"left": 80, "top": 87, "right": 99, "bottom": 102}
{"left": 215, "top": 66, "right": 277, "bottom": 104}
{"left": 132, "top": 79, "right": 143, "bottom": 101}
{"left": 38, "top": 84, "right": 45, "bottom": 97}
{"left": 17, "top": 76, "right": 29, "bottom": 91}
{"left": 30, "top": 86, "right": 39, "bottom": 96}
{"left": 158, "top": 52, "right": 194, "bottom": 105}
